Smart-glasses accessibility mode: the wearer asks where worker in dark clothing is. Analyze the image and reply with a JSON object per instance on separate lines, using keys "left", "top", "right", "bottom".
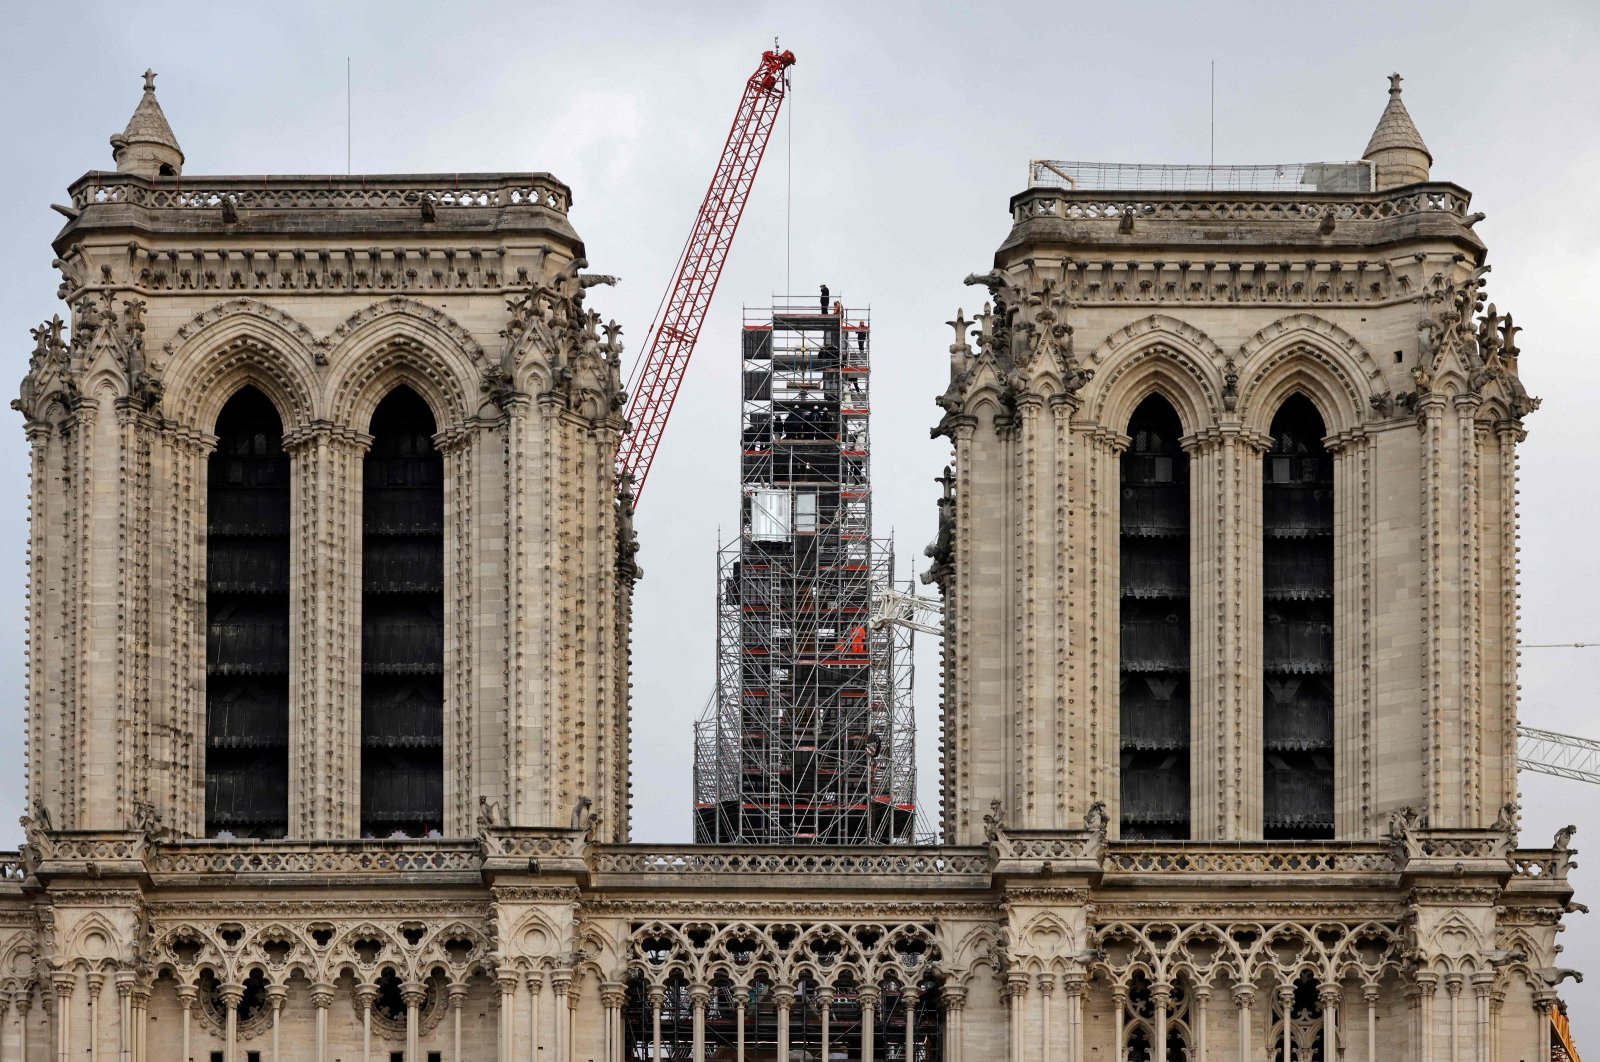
{"left": 819, "top": 284, "right": 829, "bottom": 314}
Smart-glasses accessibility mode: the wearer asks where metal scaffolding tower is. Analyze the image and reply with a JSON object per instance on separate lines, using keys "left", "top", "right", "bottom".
{"left": 693, "top": 295, "right": 918, "bottom": 844}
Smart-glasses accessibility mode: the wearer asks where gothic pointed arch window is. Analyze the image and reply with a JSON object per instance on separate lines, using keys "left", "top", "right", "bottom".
{"left": 361, "top": 386, "right": 444, "bottom": 837}
{"left": 205, "top": 386, "right": 291, "bottom": 838}
{"left": 1263, "top": 394, "right": 1334, "bottom": 839}
{"left": 1119, "top": 395, "right": 1190, "bottom": 840}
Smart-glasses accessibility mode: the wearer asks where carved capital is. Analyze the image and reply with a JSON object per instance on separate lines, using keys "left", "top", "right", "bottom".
{"left": 400, "top": 981, "right": 429, "bottom": 1009}
{"left": 310, "top": 983, "right": 336, "bottom": 1010}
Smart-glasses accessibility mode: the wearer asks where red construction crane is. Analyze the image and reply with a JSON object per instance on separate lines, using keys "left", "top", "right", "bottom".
{"left": 618, "top": 47, "right": 797, "bottom": 501}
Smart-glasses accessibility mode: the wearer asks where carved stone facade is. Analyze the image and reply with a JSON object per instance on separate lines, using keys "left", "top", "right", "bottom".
{"left": 0, "top": 73, "right": 1577, "bottom": 1062}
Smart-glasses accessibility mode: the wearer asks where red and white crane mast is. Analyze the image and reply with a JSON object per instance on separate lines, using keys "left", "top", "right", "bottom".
{"left": 617, "top": 47, "right": 796, "bottom": 501}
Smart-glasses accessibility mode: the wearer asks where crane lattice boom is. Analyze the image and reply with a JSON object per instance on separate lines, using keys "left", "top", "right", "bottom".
{"left": 617, "top": 48, "right": 796, "bottom": 499}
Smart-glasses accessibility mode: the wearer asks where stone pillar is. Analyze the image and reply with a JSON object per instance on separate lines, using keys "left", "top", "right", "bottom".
{"left": 130, "top": 980, "right": 150, "bottom": 1062}
{"left": 114, "top": 971, "right": 132, "bottom": 1062}
{"left": 1277, "top": 984, "right": 1293, "bottom": 1062}
{"left": 524, "top": 971, "right": 543, "bottom": 1062}
{"left": 1471, "top": 973, "right": 1494, "bottom": 1062}
{"left": 1152, "top": 984, "right": 1169, "bottom": 1062}
{"left": 311, "top": 984, "right": 334, "bottom": 1062}
{"left": 1363, "top": 984, "right": 1380, "bottom": 1062}
{"left": 177, "top": 984, "right": 195, "bottom": 1062}
{"left": 1417, "top": 973, "right": 1440, "bottom": 1062}
{"left": 1534, "top": 993, "right": 1555, "bottom": 1062}
{"left": 859, "top": 986, "right": 880, "bottom": 1062}
{"left": 775, "top": 986, "right": 794, "bottom": 1062}
{"left": 817, "top": 987, "right": 835, "bottom": 1062}
{"left": 1328, "top": 430, "right": 1375, "bottom": 835}
{"left": 939, "top": 985, "right": 964, "bottom": 1062}
{"left": 496, "top": 972, "right": 519, "bottom": 1062}
{"left": 448, "top": 984, "right": 467, "bottom": 1062}
{"left": 732, "top": 988, "right": 748, "bottom": 1062}
{"left": 355, "top": 983, "right": 376, "bottom": 1062}
{"left": 1005, "top": 974, "right": 1027, "bottom": 1062}
{"left": 220, "top": 981, "right": 243, "bottom": 1062}
{"left": 15, "top": 988, "right": 30, "bottom": 1062}
{"left": 1446, "top": 975, "right": 1463, "bottom": 1062}
{"left": 402, "top": 981, "right": 428, "bottom": 1062}
{"left": 1319, "top": 983, "right": 1341, "bottom": 1062}
{"left": 600, "top": 982, "right": 627, "bottom": 1062}
{"left": 564, "top": 977, "right": 581, "bottom": 1062}
{"left": 1192, "top": 986, "right": 1210, "bottom": 1062}
{"left": 902, "top": 984, "right": 919, "bottom": 1062}
{"left": 266, "top": 986, "right": 286, "bottom": 1062}
{"left": 1033, "top": 976, "right": 1051, "bottom": 1062}
{"left": 1233, "top": 985, "right": 1255, "bottom": 1062}
{"left": 1061, "top": 974, "right": 1083, "bottom": 1062}
{"left": 86, "top": 972, "right": 103, "bottom": 1062}
{"left": 53, "top": 972, "right": 75, "bottom": 1062}
{"left": 1111, "top": 985, "right": 1127, "bottom": 1060}
{"left": 646, "top": 987, "right": 664, "bottom": 1062}
{"left": 552, "top": 972, "right": 572, "bottom": 1062}
{"left": 283, "top": 426, "right": 369, "bottom": 836}
{"left": 689, "top": 984, "right": 708, "bottom": 1062}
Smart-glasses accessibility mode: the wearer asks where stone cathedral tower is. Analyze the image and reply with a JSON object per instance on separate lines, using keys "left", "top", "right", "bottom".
{"left": 0, "top": 69, "right": 1579, "bottom": 1062}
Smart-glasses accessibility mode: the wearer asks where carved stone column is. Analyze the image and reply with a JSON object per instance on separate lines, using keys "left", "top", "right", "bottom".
{"left": 902, "top": 984, "right": 919, "bottom": 1062}
{"left": 1233, "top": 984, "right": 1255, "bottom": 1062}
{"left": 266, "top": 985, "right": 286, "bottom": 1062}
{"left": 1060, "top": 974, "right": 1083, "bottom": 1062}
{"left": 1277, "top": 984, "right": 1294, "bottom": 1062}
{"left": 282, "top": 425, "right": 370, "bottom": 837}
{"left": 774, "top": 986, "right": 795, "bottom": 1062}
{"left": 939, "top": 985, "right": 965, "bottom": 1062}
{"left": 14, "top": 987, "right": 30, "bottom": 1062}
{"left": 51, "top": 972, "right": 73, "bottom": 1062}
{"left": 646, "top": 986, "right": 664, "bottom": 1062}
{"left": 1152, "top": 983, "right": 1170, "bottom": 1062}
{"left": 551, "top": 972, "right": 573, "bottom": 1062}
{"left": 219, "top": 981, "right": 243, "bottom": 1062}
{"left": 1192, "top": 985, "right": 1210, "bottom": 1062}
{"left": 1034, "top": 976, "right": 1052, "bottom": 1062}
{"left": 496, "top": 972, "right": 519, "bottom": 1062}
{"left": 1327, "top": 429, "right": 1375, "bottom": 836}
{"left": 689, "top": 984, "right": 708, "bottom": 1062}
{"left": 1534, "top": 992, "right": 1555, "bottom": 1062}
{"left": 1416, "top": 973, "right": 1440, "bottom": 1062}
{"left": 1363, "top": 983, "right": 1380, "bottom": 1062}
{"left": 524, "top": 970, "right": 543, "bottom": 1062}
{"left": 310, "top": 984, "right": 334, "bottom": 1062}
{"left": 85, "top": 971, "right": 103, "bottom": 1062}
{"left": 1084, "top": 429, "right": 1126, "bottom": 824}
{"left": 1470, "top": 973, "right": 1493, "bottom": 1062}
{"left": 600, "top": 982, "right": 627, "bottom": 1062}
{"left": 355, "top": 983, "right": 376, "bottom": 1062}
{"left": 1446, "top": 974, "right": 1464, "bottom": 1062}
{"left": 177, "top": 983, "right": 195, "bottom": 1062}
{"left": 732, "top": 987, "right": 748, "bottom": 1062}
{"left": 114, "top": 971, "right": 132, "bottom": 1062}
{"left": 1111, "top": 985, "right": 1127, "bottom": 1059}
{"left": 448, "top": 984, "right": 467, "bottom": 1062}
{"left": 402, "top": 981, "right": 427, "bottom": 1062}
{"left": 817, "top": 987, "right": 835, "bottom": 1062}
{"left": 1318, "top": 982, "right": 1342, "bottom": 1062}
{"left": 860, "top": 986, "right": 880, "bottom": 1062}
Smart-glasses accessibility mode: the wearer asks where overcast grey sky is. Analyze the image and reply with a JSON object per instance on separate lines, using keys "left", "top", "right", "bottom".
{"left": 3, "top": 0, "right": 1599, "bottom": 1034}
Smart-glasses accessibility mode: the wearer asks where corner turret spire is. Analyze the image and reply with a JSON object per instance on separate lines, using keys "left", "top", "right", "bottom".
{"left": 1362, "top": 72, "right": 1431, "bottom": 190}
{"left": 109, "top": 69, "right": 185, "bottom": 178}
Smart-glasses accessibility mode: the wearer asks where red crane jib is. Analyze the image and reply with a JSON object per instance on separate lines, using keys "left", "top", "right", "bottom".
{"left": 617, "top": 48, "right": 797, "bottom": 501}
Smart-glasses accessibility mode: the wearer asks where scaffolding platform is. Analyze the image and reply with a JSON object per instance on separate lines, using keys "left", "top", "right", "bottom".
{"left": 693, "top": 296, "right": 918, "bottom": 845}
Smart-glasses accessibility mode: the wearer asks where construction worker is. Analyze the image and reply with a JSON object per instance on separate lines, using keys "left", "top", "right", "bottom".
{"left": 819, "top": 283, "right": 829, "bottom": 313}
